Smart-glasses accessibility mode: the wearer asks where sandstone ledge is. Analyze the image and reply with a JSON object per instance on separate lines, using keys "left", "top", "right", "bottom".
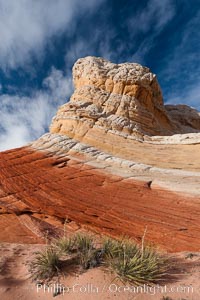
{"left": 31, "top": 133, "right": 200, "bottom": 195}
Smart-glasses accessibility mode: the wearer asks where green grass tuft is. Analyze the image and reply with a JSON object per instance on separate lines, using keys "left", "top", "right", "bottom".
{"left": 74, "top": 233, "right": 102, "bottom": 269}
{"left": 103, "top": 237, "right": 169, "bottom": 285}
{"left": 53, "top": 236, "right": 76, "bottom": 255}
{"left": 29, "top": 233, "right": 170, "bottom": 285}
{"left": 29, "top": 246, "right": 61, "bottom": 281}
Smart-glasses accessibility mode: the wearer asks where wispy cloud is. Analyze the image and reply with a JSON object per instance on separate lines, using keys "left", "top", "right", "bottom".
{"left": 0, "top": 0, "right": 105, "bottom": 150}
{"left": 0, "top": 0, "right": 199, "bottom": 151}
{"left": 0, "top": 68, "right": 72, "bottom": 151}
{"left": 162, "top": 10, "right": 200, "bottom": 107}
{"left": 0, "top": 0, "right": 104, "bottom": 71}
{"left": 65, "top": 0, "right": 176, "bottom": 66}
{"left": 65, "top": 28, "right": 117, "bottom": 67}
{"left": 129, "top": 0, "right": 175, "bottom": 33}
{"left": 128, "top": 0, "right": 175, "bottom": 63}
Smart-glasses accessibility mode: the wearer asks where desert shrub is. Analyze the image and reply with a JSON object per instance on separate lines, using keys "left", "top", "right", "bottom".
{"left": 53, "top": 233, "right": 103, "bottom": 270}
{"left": 102, "top": 237, "right": 138, "bottom": 259}
{"left": 74, "top": 233, "right": 94, "bottom": 252}
{"left": 103, "top": 237, "right": 169, "bottom": 285}
{"left": 78, "top": 247, "right": 101, "bottom": 269}
{"left": 102, "top": 237, "right": 122, "bottom": 258}
{"left": 29, "top": 246, "right": 61, "bottom": 281}
{"left": 74, "top": 233, "right": 102, "bottom": 269}
{"left": 29, "top": 233, "right": 169, "bottom": 284}
{"left": 53, "top": 236, "right": 76, "bottom": 255}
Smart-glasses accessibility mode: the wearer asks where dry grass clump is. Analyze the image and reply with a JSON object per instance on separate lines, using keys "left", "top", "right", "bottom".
{"left": 103, "top": 237, "right": 168, "bottom": 284}
{"left": 29, "top": 233, "right": 169, "bottom": 285}
{"left": 29, "top": 246, "right": 61, "bottom": 281}
{"left": 74, "top": 233, "right": 102, "bottom": 269}
{"left": 53, "top": 236, "right": 76, "bottom": 255}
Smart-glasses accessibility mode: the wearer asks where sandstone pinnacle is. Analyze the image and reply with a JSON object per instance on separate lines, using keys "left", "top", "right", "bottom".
{"left": 50, "top": 56, "right": 200, "bottom": 145}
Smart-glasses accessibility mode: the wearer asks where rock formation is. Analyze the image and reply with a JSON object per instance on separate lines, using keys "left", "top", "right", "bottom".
{"left": 50, "top": 56, "right": 200, "bottom": 143}
{"left": 166, "top": 104, "right": 200, "bottom": 133}
{"left": 0, "top": 56, "right": 200, "bottom": 252}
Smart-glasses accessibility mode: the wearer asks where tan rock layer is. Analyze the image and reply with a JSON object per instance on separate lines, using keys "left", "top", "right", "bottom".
{"left": 50, "top": 56, "right": 200, "bottom": 149}
{"left": 50, "top": 56, "right": 175, "bottom": 139}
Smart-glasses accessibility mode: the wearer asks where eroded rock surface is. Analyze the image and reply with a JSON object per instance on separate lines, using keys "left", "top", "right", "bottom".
{"left": 50, "top": 56, "right": 200, "bottom": 144}
{"left": 0, "top": 144, "right": 200, "bottom": 252}
{"left": 166, "top": 104, "right": 200, "bottom": 133}
{"left": 0, "top": 56, "right": 200, "bottom": 252}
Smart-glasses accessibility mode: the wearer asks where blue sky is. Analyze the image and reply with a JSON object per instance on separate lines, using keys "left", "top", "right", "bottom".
{"left": 0, "top": 0, "right": 199, "bottom": 150}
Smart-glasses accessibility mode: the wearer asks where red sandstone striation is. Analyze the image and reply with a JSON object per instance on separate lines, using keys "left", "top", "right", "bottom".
{"left": 0, "top": 145, "right": 200, "bottom": 252}
{"left": 0, "top": 56, "right": 200, "bottom": 252}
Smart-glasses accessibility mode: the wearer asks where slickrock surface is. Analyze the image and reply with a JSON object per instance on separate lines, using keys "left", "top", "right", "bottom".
{"left": 0, "top": 56, "right": 200, "bottom": 252}
{"left": 0, "top": 138, "right": 200, "bottom": 252}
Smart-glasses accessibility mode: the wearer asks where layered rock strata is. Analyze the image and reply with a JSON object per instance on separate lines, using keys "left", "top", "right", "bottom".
{"left": 50, "top": 56, "right": 200, "bottom": 143}
{"left": 0, "top": 56, "right": 200, "bottom": 252}
{"left": 0, "top": 141, "right": 200, "bottom": 252}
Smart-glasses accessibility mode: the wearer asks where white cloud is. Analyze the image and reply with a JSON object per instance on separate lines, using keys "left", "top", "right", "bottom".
{"left": 0, "top": 0, "right": 105, "bottom": 150}
{"left": 0, "top": 0, "right": 104, "bottom": 71}
{"left": 161, "top": 11, "right": 200, "bottom": 107}
{"left": 0, "top": 0, "right": 199, "bottom": 152}
{"left": 161, "top": 11, "right": 200, "bottom": 80}
{"left": 131, "top": 0, "right": 175, "bottom": 33}
{"left": 64, "top": 0, "right": 175, "bottom": 67}
{"left": 65, "top": 26, "right": 117, "bottom": 67}
{"left": 128, "top": 0, "right": 175, "bottom": 63}
{"left": 0, "top": 68, "right": 72, "bottom": 151}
